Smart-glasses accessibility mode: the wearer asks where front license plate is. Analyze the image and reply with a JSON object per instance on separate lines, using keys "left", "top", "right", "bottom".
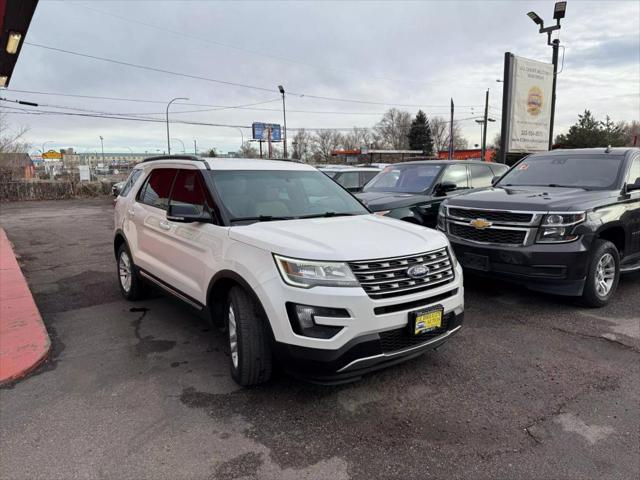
{"left": 462, "top": 253, "right": 490, "bottom": 271}
{"left": 410, "top": 307, "right": 443, "bottom": 336}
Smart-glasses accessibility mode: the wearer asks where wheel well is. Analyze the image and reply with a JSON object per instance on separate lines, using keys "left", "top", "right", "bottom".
{"left": 208, "top": 277, "right": 239, "bottom": 327}
{"left": 597, "top": 226, "right": 625, "bottom": 255}
{"left": 114, "top": 234, "right": 126, "bottom": 259}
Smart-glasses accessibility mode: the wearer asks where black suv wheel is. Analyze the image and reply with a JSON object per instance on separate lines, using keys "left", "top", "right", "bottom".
{"left": 226, "top": 286, "right": 272, "bottom": 386}
{"left": 117, "top": 244, "right": 146, "bottom": 301}
{"left": 581, "top": 239, "right": 620, "bottom": 307}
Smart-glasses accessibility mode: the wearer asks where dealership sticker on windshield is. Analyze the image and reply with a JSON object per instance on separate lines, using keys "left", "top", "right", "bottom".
{"left": 518, "top": 163, "right": 529, "bottom": 170}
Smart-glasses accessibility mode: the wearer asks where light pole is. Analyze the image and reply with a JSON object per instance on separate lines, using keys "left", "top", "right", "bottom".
{"left": 99, "top": 136, "right": 105, "bottom": 164}
{"left": 166, "top": 97, "right": 189, "bottom": 154}
{"left": 278, "top": 85, "right": 288, "bottom": 159}
{"left": 171, "top": 138, "right": 186, "bottom": 153}
{"left": 527, "top": 1, "right": 566, "bottom": 150}
{"left": 42, "top": 140, "right": 54, "bottom": 154}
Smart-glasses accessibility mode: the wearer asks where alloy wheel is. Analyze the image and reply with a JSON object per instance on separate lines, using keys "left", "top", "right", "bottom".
{"left": 119, "top": 251, "right": 132, "bottom": 293}
{"left": 228, "top": 304, "right": 239, "bottom": 369}
{"left": 595, "top": 253, "right": 615, "bottom": 297}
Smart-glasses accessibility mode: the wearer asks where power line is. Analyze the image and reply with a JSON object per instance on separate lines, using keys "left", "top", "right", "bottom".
{"left": 23, "top": 42, "right": 486, "bottom": 109}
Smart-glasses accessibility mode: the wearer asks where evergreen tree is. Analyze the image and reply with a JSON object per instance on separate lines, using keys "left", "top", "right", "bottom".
{"left": 555, "top": 110, "right": 627, "bottom": 148}
{"left": 407, "top": 110, "right": 434, "bottom": 155}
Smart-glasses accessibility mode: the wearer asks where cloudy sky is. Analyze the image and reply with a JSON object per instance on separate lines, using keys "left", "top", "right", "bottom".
{"left": 3, "top": 0, "right": 639, "bottom": 155}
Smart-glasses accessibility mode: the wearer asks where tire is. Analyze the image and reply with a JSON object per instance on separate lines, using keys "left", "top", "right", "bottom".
{"left": 580, "top": 239, "right": 620, "bottom": 308}
{"left": 116, "top": 243, "right": 146, "bottom": 301}
{"left": 226, "top": 286, "right": 272, "bottom": 386}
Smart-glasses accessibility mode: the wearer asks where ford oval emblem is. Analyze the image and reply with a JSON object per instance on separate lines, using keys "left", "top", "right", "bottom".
{"left": 407, "top": 264, "right": 430, "bottom": 279}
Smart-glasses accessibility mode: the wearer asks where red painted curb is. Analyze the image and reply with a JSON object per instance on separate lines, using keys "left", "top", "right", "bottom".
{"left": 0, "top": 228, "right": 51, "bottom": 385}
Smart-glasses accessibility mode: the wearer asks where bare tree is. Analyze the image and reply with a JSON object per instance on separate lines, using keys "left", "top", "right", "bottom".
{"left": 311, "top": 130, "right": 342, "bottom": 164}
{"left": 341, "top": 127, "right": 373, "bottom": 150}
{"left": 237, "top": 141, "right": 259, "bottom": 158}
{"left": 0, "top": 112, "right": 30, "bottom": 153}
{"left": 430, "top": 116, "right": 468, "bottom": 153}
{"left": 291, "top": 129, "right": 312, "bottom": 162}
{"left": 374, "top": 109, "right": 411, "bottom": 149}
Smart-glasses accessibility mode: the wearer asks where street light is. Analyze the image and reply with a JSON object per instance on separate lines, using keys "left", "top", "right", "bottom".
{"left": 166, "top": 97, "right": 189, "bottom": 154}
{"left": 99, "top": 136, "right": 105, "bottom": 164}
{"left": 527, "top": 1, "right": 567, "bottom": 150}
{"left": 171, "top": 138, "right": 186, "bottom": 153}
{"left": 42, "top": 140, "right": 54, "bottom": 154}
{"left": 278, "top": 85, "right": 288, "bottom": 159}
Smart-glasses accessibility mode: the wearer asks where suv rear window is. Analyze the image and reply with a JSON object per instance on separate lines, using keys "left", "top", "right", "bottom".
{"left": 138, "top": 169, "right": 176, "bottom": 210}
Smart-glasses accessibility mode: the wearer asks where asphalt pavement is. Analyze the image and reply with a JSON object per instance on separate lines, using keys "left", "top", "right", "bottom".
{"left": 0, "top": 198, "right": 638, "bottom": 480}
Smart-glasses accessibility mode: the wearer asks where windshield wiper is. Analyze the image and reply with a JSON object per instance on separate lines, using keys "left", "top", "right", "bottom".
{"left": 229, "top": 215, "right": 292, "bottom": 223}
{"left": 542, "top": 184, "right": 582, "bottom": 188}
{"left": 297, "top": 212, "right": 359, "bottom": 219}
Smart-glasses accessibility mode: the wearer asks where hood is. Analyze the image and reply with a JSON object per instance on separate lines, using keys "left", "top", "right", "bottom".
{"left": 356, "top": 191, "right": 432, "bottom": 211}
{"left": 446, "top": 186, "right": 618, "bottom": 211}
{"left": 229, "top": 214, "right": 448, "bottom": 261}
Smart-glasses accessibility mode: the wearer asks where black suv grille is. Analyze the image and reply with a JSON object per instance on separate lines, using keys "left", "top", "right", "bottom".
{"left": 449, "top": 223, "right": 526, "bottom": 245}
{"left": 379, "top": 313, "right": 453, "bottom": 353}
{"left": 448, "top": 208, "right": 533, "bottom": 224}
{"left": 348, "top": 248, "right": 455, "bottom": 299}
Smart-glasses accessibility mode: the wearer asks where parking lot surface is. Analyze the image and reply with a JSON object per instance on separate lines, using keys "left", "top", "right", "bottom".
{"left": 1, "top": 198, "right": 638, "bottom": 480}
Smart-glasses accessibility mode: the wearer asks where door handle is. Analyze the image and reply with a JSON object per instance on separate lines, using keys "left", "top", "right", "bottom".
{"left": 159, "top": 220, "right": 171, "bottom": 231}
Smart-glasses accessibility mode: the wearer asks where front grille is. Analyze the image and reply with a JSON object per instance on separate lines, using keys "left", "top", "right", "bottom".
{"left": 449, "top": 223, "right": 526, "bottom": 245}
{"left": 348, "top": 248, "right": 455, "bottom": 299}
{"left": 379, "top": 313, "right": 453, "bottom": 353}
{"left": 448, "top": 208, "right": 534, "bottom": 224}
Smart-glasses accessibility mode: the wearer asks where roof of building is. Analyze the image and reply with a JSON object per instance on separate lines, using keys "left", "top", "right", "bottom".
{"left": 0, "top": 153, "right": 34, "bottom": 168}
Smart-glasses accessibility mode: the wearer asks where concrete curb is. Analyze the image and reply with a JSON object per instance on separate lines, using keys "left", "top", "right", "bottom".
{"left": 0, "top": 228, "right": 51, "bottom": 385}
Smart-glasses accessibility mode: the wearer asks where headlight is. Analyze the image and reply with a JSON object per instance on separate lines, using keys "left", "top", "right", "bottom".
{"left": 537, "top": 212, "right": 586, "bottom": 243}
{"left": 447, "top": 245, "right": 458, "bottom": 268}
{"left": 274, "top": 255, "right": 359, "bottom": 288}
{"left": 373, "top": 210, "right": 391, "bottom": 216}
{"left": 438, "top": 203, "right": 447, "bottom": 217}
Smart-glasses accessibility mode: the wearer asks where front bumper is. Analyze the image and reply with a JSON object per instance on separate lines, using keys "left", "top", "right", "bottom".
{"left": 448, "top": 234, "right": 593, "bottom": 296}
{"left": 274, "top": 310, "right": 464, "bottom": 384}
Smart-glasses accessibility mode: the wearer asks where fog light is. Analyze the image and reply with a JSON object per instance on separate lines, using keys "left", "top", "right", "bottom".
{"left": 286, "top": 303, "right": 348, "bottom": 339}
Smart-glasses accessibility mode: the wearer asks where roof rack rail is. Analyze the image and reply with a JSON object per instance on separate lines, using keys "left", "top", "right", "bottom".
{"left": 142, "top": 154, "right": 210, "bottom": 169}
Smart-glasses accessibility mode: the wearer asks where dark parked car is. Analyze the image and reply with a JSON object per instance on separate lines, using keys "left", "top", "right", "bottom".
{"left": 356, "top": 160, "right": 509, "bottom": 227}
{"left": 438, "top": 147, "right": 640, "bottom": 307}
{"left": 319, "top": 166, "right": 381, "bottom": 193}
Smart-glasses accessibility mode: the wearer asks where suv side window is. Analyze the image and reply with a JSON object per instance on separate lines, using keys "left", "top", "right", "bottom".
{"left": 440, "top": 164, "right": 469, "bottom": 189}
{"left": 138, "top": 168, "right": 177, "bottom": 210}
{"left": 120, "top": 169, "right": 143, "bottom": 197}
{"left": 169, "top": 170, "right": 211, "bottom": 217}
{"left": 628, "top": 158, "right": 640, "bottom": 185}
{"left": 469, "top": 164, "right": 494, "bottom": 188}
{"left": 336, "top": 171, "right": 360, "bottom": 190}
{"left": 362, "top": 170, "right": 379, "bottom": 185}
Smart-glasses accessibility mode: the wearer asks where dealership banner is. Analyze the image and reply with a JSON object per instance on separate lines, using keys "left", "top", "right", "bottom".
{"left": 506, "top": 55, "right": 554, "bottom": 152}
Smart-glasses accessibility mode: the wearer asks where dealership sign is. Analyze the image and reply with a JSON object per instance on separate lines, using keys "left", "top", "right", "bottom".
{"left": 505, "top": 55, "right": 554, "bottom": 153}
{"left": 42, "top": 149, "right": 63, "bottom": 160}
{"left": 252, "top": 122, "right": 281, "bottom": 142}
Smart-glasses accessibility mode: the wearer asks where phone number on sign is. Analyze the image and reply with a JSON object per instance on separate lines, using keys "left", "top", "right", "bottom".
{"left": 520, "top": 130, "right": 545, "bottom": 137}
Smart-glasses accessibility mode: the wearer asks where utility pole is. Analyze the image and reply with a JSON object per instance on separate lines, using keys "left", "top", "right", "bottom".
{"left": 194, "top": 139, "right": 197, "bottom": 155}
{"left": 481, "top": 89, "right": 489, "bottom": 161}
{"left": 266, "top": 126, "right": 273, "bottom": 159}
{"left": 448, "top": 98, "right": 454, "bottom": 160}
{"left": 278, "top": 85, "right": 288, "bottom": 159}
{"left": 99, "top": 136, "right": 105, "bottom": 164}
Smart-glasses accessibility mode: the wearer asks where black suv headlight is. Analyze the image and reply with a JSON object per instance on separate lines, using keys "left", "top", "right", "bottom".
{"left": 537, "top": 212, "right": 586, "bottom": 243}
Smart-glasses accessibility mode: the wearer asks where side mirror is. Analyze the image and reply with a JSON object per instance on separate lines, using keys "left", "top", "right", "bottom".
{"left": 167, "top": 204, "right": 213, "bottom": 223}
{"left": 491, "top": 176, "right": 501, "bottom": 186}
{"left": 627, "top": 177, "right": 640, "bottom": 193}
{"left": 436, "top": 182, "right": 457, "bottom": 195}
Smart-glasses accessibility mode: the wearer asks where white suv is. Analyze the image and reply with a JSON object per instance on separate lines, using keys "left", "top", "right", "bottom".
{"left": 114, "top": 156, "right": 464, "bottom": 385}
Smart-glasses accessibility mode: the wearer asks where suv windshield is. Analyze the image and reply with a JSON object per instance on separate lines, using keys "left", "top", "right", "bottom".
{"left": 363, "top": 164, "right": 442, "bottom": 193}
{"left": 498, "top": 154, "right": 624, "bottom": 190}
{"left": 209, "top": 170, "right": 369, "bottom": 222}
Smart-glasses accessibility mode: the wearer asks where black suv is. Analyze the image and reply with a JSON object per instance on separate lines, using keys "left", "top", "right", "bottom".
{"left": 438, "top": 148, "right": 640, "bottom": 307}
{"left": 356, "top": 160, "right": 509, "bottom": 227}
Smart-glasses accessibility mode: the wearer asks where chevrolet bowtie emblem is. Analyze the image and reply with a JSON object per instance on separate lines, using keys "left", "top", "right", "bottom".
{"left": 470, "top": 218, "right": 492, "bottom": 229}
